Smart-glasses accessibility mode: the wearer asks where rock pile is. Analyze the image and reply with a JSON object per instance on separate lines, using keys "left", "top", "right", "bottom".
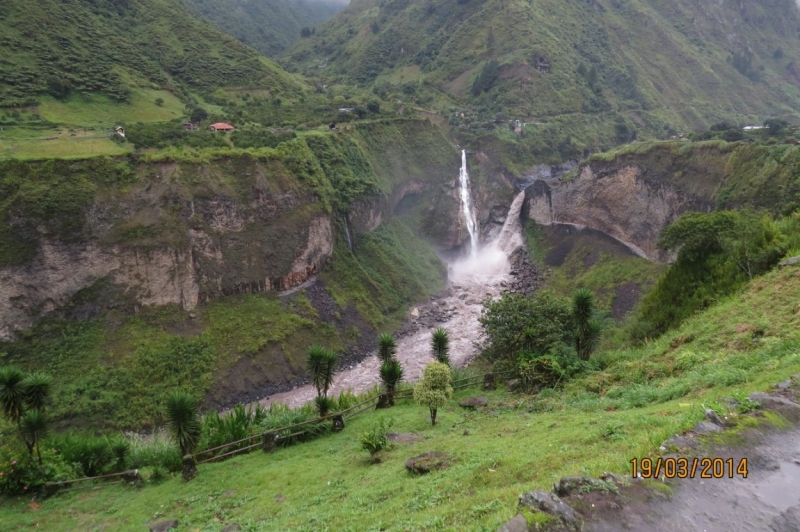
{"left": 507, "top": 248, "right": 545, "bottom": 295}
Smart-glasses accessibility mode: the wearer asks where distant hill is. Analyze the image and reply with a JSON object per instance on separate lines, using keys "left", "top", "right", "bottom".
{"left": 285, "top": 0, "right": 800, "bottom": 130}
{"left": 0, "top": 0, "right": 308, "bottom": 107}
{"left": 184, "top": 0, "right": 347, "bottom": 56}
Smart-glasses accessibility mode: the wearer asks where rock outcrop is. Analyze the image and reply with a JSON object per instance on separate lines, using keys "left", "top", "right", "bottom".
{"left": 526, "top": 163, "right": 714, "bottom": 262}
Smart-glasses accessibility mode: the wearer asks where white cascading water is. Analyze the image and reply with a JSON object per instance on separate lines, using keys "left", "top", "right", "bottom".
{"left": 458, "top": 149, "right": 479, "bottom": 258}
{"left": 257, "top": 163, "right": 527, "bottom": 409}
{"left": 495, "top": 191, "right": 526, "bottom": 255}
{"left": 343, "top": 214, "right": 353, "bottom": 252}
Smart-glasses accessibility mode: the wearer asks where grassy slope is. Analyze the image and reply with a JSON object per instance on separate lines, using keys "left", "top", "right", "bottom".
{"left": 2, "top": 264, "right": 799, "bottom": 530}
{"left": 185, "top": 0, "right": 344, "bottom": 56}
{"left": 284, "top": 0, "right": 800, "bottom": 165}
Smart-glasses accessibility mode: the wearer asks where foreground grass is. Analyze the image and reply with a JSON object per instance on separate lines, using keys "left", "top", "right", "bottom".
{"left": 2, "top": 264, "right": 799, "bottom": 531}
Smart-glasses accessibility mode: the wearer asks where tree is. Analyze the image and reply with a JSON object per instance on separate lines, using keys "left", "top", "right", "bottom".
{"left": 659, "top": 211, "right": 739, "bottom": 262}
{"left": 307, "top": 345, "right": 338, "bottom": 415}
{"left": 431, "top": 328, "right": 450, "bottom": 366}
{"left": 377, "top": 333, "right": 396, "bottom": 364}
{"left": 155, "top": 97, "right": 164, "bottom": 107}
{"left": 380, "top": 360, "right": 404, "bottom": 402}
{"left": 300, "top": 27, "right": 312, "bottom": 38}
{"left": 166, "top": 392, "right": 202, "bottom": 456}
{"left": 414, "top": 363, "right": 453, "bottom": 426}
{"left": 189, "top": 107, "right": 208, "bottom": 123}
{"left": 764, "top": 119, "right": 789, "bottom": 136}
{"left": 0, "top": 367, "right": 27, "bottom": 424}
{"left": 20, "top": 410, "right": 48, "bottom": 464}
{"left": 471, "top": 60, "right": 500, "bottom": 96}
{"left": 573, "top": 289, "right": 601, "bottom": 360}
{"left": 367, "top": 100, "right": 380, "bottom": 114}
{"left": 478, "top": 292, "right": 573, "bottom": 362}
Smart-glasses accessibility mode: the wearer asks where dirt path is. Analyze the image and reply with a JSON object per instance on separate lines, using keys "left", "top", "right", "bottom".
{"left": 592, "top": 424, "right": 800, "bottom": 531}
{"left": 541, "top": 390, "right": 800, "bottom": 532}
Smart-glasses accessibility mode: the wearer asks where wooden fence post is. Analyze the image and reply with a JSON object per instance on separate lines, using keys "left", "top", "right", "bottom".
{"left": 182, "top": 455, "right": 198, "bottom": 482}
{"left": 122, "top": 469, "right": 142, "bottom": 487}
{"left": 263, "top": 432, "right": 277, "bottom": 452}
{"left": 376, "top": 393, "right": 392, "bottom": 409}
{"left": 483, "top": 373, "right": 496, "bottom": 390}
{"left": 332, "top": 414, "right": 345, "bottom": 432}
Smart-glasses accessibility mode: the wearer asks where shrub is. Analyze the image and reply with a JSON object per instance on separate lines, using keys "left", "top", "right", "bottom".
{"left": 414, "top": 363, "right": 453, "bottom": 426}
{"left": 518, "top": 355, "right": 567, "bottom": 391}
{"left": 359, "top": 417, "right": 394, "bottom": 458}
{"left": 48, "top": 432, "right": 117, "bottom": 477}
{"left": 0, "top": 450, "right": 75, "bottom": 496}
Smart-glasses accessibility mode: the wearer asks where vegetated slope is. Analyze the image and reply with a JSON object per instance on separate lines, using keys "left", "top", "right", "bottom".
{"left": 2, "top": 261, "right": 799, "bottom": 530}
{"left": 0, "top": 0, "right": 307, "bottom": 107}
{"left": 0, "top": 119, "right": 457, "bottom": 430}
{"left": 184, "top": 0, "right": 346, "bottom": 56}
{"left": 286, "top": 0, "right": 800, "bottom": 130}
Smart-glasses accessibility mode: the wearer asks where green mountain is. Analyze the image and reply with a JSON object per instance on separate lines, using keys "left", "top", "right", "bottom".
{"left": 184, "top": 0, "right": 347, "bottom": 56}
{"left": 0, "top": 0, "right": 308, "bottom": 108}
{"left": 285, "top": 0, "right": 800, "bottom": 135}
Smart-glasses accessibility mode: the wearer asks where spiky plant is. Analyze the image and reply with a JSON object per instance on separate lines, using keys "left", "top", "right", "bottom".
{"left": 431, "top": 327, "right": 451, "bottom": 366}
{"left": 377, "top": 333, "right": 397, "bottom": 364}
{"left": 307, "top": 345, "right": 338, "bottom": 398}
{"left": 573, "top": 288, "right": 601, "bottom": 360}
{"left": 379, "top": 360, "right": 404, "bottom": 400}
{"left": 166, "top": 392, "right": 202, "bottom": 457}
{"left": 20, "top": 410, "right": 49, "bottom": 463}
{"left": 314, "top": 395, "right": 334, "bottom": 417}
{"left": 22, "top": 371, "right": 51, "bottom": 412}
{"left": 0, "top": 366, "right": 26, "bottom": 424}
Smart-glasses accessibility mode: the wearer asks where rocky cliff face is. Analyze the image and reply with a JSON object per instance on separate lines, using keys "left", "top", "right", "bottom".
{"left": 0, "top": 120, "right": 466, "bottom": 339}
{"left": 526, "top": 153, "right": 717, "bottom": 262}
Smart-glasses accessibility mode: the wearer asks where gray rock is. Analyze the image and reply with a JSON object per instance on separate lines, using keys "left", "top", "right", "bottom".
{"left": 704, "top": 408, "right": 724, "bottom": 427}
{"left": 770, "top": 504, "right": 800, "bottom": 532}
{"left": 778, "top": 256, "right": 800, "bottom": 268}
{"left": 519, "top": 490, "right": 579, "bottom": 525}
{"left": 459, "top": 396, "right": 489, "bottom": 408}
{"left": 693, "top": 421, "right": 724, "bottom": 434}
{"left": 748, "top": 392, "right": 800, "bottom": 411}
{"left": 554, "top": 475, "right": 604, "bottom": 497}
{"left": 774, "top": 380, "right": 794, "bottom": 391}
{"left": 150, "top": 520, "right": 179, "bottom": 532}
{"left": 506, "top": 379, "right": 522, "bottom": 392}
{"left": 222, "top": 526, "right": 242, "bottom": 532}
{"left": 405, "top": 452, "right": 451, "bottom": 474}
{"left": 387, "top": 432, "right": 422, "bottom": 444}
{"left": 661, "top": 434, "right": 699, "bottom": 451}
{"left": 496, "top": 514, "right": 528, "bottom": 532}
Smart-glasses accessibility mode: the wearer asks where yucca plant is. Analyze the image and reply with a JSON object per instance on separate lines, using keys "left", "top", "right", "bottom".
{"left": 573, "top": 288, "right": 601, "bottom": 360}
{"left": 307, "top": 345, "right": 338, "bottom": 398}
{"left": 314, "top": 395, "right": 335, "bottom": 417}
{"left": 20, "top": 410, "right": 49, "bottom": 463}
{"left": 22, "top": 372, "right": 51, "bottom": 412}
{"left": 0, "top": 366, "right": 26, "bottom": 424}
{"left": 165, "top": 392, "right": 202, "bottom": 457}
{"left": 377, "top": 333, "right": 397, "bottom": 364}
{"left": 431, "top": 328, "right": 451, "bottom": 366}
{"left": 379, "top": 360, "right": 404, "bottom": 402}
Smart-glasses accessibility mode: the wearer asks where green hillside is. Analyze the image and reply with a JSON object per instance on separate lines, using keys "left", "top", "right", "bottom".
{"left": 0, "top": 0, "right": 307, "bottom": 108}
{"left": 185, "top": 0, "right": 346, "bottom": 56}
{"left": 285, "top": 0, "right": 800, "bottom": 147}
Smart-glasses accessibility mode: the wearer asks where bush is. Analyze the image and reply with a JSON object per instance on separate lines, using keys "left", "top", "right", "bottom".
{"left": 414, "top": 363, "right": 453, "bottom": 426}
{"left": 359, "top": 417, "right": 393, "bottom": 457}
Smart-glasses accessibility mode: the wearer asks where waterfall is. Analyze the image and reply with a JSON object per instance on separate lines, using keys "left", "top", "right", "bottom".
{"left": 458, "top": 149, "right": 479, "bottom": 257}
{"left": 343, "top": 213, "right": 353, "bottom": 252}
{"left": 495, "top": 191, "right": 526, "bottom": 255}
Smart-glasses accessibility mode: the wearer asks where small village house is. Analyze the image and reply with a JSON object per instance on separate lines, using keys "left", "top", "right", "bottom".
{"left": 209, "top": 122, "right": 234, "bottom": 132}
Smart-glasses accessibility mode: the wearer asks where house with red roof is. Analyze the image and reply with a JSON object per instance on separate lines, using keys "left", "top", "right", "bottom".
{"left": 209, "top": 123, "right": 234, "bottom": 132}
